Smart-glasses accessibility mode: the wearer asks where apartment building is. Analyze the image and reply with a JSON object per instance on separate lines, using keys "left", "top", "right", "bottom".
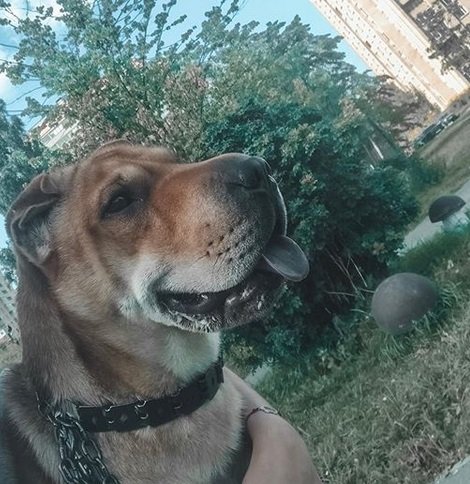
{"left": 310, "top": 0, "right": 469, "bottom": 109}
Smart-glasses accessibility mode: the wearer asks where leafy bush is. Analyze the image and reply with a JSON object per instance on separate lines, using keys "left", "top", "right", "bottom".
{"left": 384, "top": 153, "right": 443, "bottom": 194}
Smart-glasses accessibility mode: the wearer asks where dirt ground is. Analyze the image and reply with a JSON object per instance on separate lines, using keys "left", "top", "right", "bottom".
{"left": 419, "top": 111, "right": 470, "bottom": 167}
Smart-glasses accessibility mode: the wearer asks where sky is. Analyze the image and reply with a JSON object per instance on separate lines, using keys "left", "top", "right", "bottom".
{"left": 0, "top": 0, "right": 368, "bottom": 248}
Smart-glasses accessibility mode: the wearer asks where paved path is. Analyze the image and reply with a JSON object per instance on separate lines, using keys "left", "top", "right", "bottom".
{"left": 404, "top": 178, "right": 470, "bottom": 250}
{"left": 435, "top": 457, "right": 470, "bottom": 484}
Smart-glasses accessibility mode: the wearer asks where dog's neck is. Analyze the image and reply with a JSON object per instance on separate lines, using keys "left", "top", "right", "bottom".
{"left": 16, "top": 258, "right": 220, "bottom": 407}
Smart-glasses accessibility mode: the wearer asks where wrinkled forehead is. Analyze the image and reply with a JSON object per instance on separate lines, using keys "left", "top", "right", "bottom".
{"left": 79, "top": 144, "right": 177, "bottom": 178}
{"left": 71, "top": 144, "right": 176, "bottom": 195}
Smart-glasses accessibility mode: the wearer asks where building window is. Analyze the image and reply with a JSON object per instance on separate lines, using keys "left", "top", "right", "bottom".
{"left": 402, "top": 0, "right": 424, "bottom": 14}
{"left": 441, "top": 0, "right": 468, "bottom": 19}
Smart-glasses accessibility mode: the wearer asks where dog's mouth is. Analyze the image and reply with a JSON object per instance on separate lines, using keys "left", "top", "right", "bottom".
{"left": 159, "top": 232, "right": 309, "bottom": 329}
{"left": 159, "top": 269, "right": 281, "bottom": 316}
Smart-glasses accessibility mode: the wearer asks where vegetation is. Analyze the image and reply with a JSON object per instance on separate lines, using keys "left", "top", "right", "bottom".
{"left": 257, "top": 227, "right": 470, "bottom": 483}
{"left": 394, "top": 227, "right": 470, "bottom": 292}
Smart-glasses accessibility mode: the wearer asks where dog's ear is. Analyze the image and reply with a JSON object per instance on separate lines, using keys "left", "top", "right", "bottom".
{"left": 6, "top": 168, "right": 72, "bottom": 267}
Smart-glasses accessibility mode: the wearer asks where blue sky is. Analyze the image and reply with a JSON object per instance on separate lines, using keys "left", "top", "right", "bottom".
{"left": 0, "top": 0, "right": 367, "bottom": 248}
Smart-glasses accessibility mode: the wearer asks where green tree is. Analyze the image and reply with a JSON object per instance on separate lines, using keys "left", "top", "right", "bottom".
{"left": 1, "top": 0, "right": 420, "bottom": 364}
{"left": 356, "top": 76, "right": 437, "bottom": 151}
{"left": 1, "top": 0, "right": 242, "bottom": 158}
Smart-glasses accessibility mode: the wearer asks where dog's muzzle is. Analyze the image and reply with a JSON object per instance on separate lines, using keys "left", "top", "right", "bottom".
{"left": 150, "top": 157, "right": 310, "bottom": 332}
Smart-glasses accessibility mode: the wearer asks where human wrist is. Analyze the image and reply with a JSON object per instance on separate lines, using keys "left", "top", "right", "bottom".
{"left": 246, "top": 405, "right": 280, "bottom": 423}
{"left": 246, "top": 406, "right": 291, "bottom": 446}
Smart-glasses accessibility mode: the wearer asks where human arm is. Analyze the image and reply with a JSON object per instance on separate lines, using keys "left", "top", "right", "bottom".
{"left": 224, "top": 368, "right": 323, "bottom": 484}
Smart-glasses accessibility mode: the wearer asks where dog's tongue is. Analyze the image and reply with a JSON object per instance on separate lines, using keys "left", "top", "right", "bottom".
{"left": 259, "top": 235, "right": 309, "bottom": 282}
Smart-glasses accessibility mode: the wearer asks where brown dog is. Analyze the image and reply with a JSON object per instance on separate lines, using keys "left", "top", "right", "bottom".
{"left": 0, "top": 141, "right": 308, "bottom": 483}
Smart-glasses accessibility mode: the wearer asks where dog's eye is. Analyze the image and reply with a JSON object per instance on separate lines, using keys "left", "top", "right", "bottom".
{"left": 102, "top": 192, "right": 138, "bottom": 218}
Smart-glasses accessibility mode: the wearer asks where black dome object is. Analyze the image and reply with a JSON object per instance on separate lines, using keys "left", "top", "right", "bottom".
{"left": 371, "top": 273, "right": 438, "bottom": 335}
{"left": 429, "top": 195, "right": 465, "bottom": 223}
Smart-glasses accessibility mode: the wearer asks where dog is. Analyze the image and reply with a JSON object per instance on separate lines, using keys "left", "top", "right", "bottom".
{"left": 0, "top": 141, "right": 308, "bottom": 483}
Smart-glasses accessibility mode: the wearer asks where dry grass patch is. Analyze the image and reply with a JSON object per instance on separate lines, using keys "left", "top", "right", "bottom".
{"left": 259, "top": 304, "right": 470, "bottom": 484}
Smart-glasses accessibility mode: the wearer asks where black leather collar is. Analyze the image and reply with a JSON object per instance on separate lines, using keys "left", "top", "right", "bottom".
{"left": 74, "top": 356, "right": 224, "bottom": 433}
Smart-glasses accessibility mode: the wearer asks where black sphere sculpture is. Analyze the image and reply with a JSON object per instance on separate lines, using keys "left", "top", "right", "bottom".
{"left": 429, "top": 195, "right": 465, "bottom": 223}
{"left": 371, "top": 273, "right": 438, "bottom": 335}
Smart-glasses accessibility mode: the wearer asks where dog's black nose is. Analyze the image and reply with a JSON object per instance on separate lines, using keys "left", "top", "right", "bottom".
{"left": 222, "top": 156, "right": 270, "bottom": 191}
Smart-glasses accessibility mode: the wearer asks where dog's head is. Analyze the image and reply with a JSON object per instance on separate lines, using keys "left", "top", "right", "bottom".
{"left": 7, "top": 142, "right": 308, "bottom": 333}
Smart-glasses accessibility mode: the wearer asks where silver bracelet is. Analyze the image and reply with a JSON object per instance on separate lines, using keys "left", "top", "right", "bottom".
{"left": 246, "top": 405, "right": 280, "bottom": 423}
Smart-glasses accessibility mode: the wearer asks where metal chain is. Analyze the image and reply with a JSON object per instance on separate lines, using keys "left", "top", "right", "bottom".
{"left": 38, "top": 397, "right": 119, "bottom": 484}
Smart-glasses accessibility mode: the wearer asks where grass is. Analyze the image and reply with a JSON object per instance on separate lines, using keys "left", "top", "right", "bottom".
{"left": 255, "top": 228, "right": 470, "bottom": 484}
{"left": 394, "top": 228, "right": 470, "bottom": 294}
